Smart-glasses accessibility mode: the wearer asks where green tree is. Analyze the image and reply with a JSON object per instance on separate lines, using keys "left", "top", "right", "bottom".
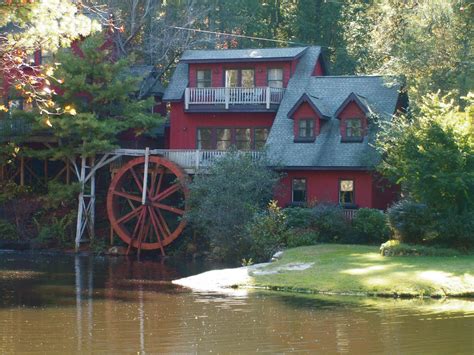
{"left": 185, "top": 151, "right": 279, "bottom": 261}
{"left": 342, "top": 1, "right": 473, "bottom": 106}
{"left": 34, "top": 34, "right": 159, "bottom": 160}
{"left": 377, "top": 92, "right": 474, "bottom": 247}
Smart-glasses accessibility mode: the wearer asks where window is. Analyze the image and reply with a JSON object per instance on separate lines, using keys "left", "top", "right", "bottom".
{"left": 254, "top": 128, "right": 269, "bottom": 150}
{"left": 196, "top": 127, "right": 269, "bottom": 150}
{"left": 225, "top": 69, "right": 254, "bottom": 87}
{"left": 339, "top": 180, "right": 354, "bottom": 205}
{"left": 345, "top": 118, "right": 363, "bottom": 140}
{"left": 298, "top": 119, "right": 315, "bottom": 139}
{"left": 268, "top": 68, "right": 283, "bottom": 88}
{"left": 235, "top": 128, "right": 251, "bottom": 150}
{"left": 216, "top": 128, "right": 232, "bottom": 150}
{"left": 197, "top": 128, "right": 213, "bottom": 149}
{"left": 241, "top": 69, "right": 255, "bottom": 88}
{"left": 292, "top": 178, "right": 307, "bottom": 203}
{"left": 197, "top": 69, "right": 211, "bottom": 88}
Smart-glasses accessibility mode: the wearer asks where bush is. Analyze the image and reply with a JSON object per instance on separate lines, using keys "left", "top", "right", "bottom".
{"left": 310, "top": 203, "right": 351, "bottom": 243}
{"left": 246, "top": 201, "right": 288, "bottom": 262}
{"left": 186, "top": 151, "right": 279, "bottom": 261}
{"left": 380, "top": 240, "right": 462, "bottom": 257}
{"left": 43, "top": 181, "right": 80, "bottom": 209}
{"left": 387, "top": 199, "right": 434, "bottom": 244}
{"left": 0, "top": 219, "right": 19, "bottom": 241}
{"left": 352, "top": 208, "right": 391, "bottom": 245}
{"left": 33, "top": 212, "right": 76, "bottom": 248}
{"left": 286, "top": 229, "right": 319, "bottom": 248}
{"left": 434, "top": 210, "right": 474, "bottom": 249}
{"left": 284, "top": 207, "right": 313, "bottom": 229}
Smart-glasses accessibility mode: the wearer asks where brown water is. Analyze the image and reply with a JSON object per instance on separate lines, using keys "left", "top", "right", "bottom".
{"left": 0, "top": 251, "right": 473, "bottom": 354}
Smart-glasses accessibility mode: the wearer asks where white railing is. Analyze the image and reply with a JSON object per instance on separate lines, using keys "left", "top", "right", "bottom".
{"left": 153, "top": 149, "right": 265, "bottom": 171}
{"left": 184, "top": 87, "right": 285, "bottom": 110}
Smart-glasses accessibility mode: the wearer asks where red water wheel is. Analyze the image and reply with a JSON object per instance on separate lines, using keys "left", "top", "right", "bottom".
{"left": 107, "top": 156, "right": 189, "bottom": 255}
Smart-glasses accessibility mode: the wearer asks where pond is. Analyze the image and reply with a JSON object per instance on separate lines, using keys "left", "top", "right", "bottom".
{"left": 0, "top": 251, "right": 473, "bottom": 353}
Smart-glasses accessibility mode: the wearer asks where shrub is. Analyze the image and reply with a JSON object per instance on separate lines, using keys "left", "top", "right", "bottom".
{"left": 186, "top": 151, "right": 279, "bottom": 261}
{"left": 0, "top": 219, "right": 19, "bottom": 241}
{"left": 310, "top": 203, "right": 351, "bottom": 243}
{"left": 380, "top": 240, "right": 462, "bottom": 257}
{"left": 43, "top": 181, "right": 80, "bottom": 209}
{"left": 246, "top": 201, "right": 288, "bottom": 262}
{"left": 387, "top": 199, "right": 434, "bottom": 244}
{"left": 33, "top": 212, "right": 76, "bottom": 248}
{"left": 352, "top": 208, "right": 391, "bottom": 245}
{"left": 284, "top": 207, "right": 313, "bottom": 229}
{"left": 434, "top": 210, "right": 474, "bottom": 250}
{"left": 286, "top": 229, "right": 319, "bottom": 248}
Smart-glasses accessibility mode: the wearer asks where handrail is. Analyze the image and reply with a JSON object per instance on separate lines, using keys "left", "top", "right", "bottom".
{"left": 185, "top": 86, "right": 285, "bottom": 109}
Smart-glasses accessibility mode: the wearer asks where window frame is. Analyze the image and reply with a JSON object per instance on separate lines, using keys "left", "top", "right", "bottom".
{"left": 224, "top": 68, "right": 255, "bottom": 88}
{"left": 267, "top": 67, "right": 284, "bottom": 88}
{"left": 196, "top": 127, "right": 269, "bottom": 150}
{"left": 196, "top": 69, "right": 212, "bottom": 88}
{"left": 342, "top": 117, "right": 364, "bottom": 142}
{"left": 294, "top": 118, "right": 316, "bottom": 143}
{"left": 338, "top": 178, "right": 356, "bottom": 207}
{"left": 292, "top": 178, "right": 307, "bottom": 204}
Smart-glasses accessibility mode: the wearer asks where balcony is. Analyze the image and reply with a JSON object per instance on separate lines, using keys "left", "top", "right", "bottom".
{"left": 115, "top": 148, "right": 265, "bottom": 174}
{"left": 184, "top": 86, "right": 285, "bottom": 112}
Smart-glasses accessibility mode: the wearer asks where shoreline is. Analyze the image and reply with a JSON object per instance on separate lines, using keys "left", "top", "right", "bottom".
{"left": 173, "top": 244, "right": 474, "bottom": 299}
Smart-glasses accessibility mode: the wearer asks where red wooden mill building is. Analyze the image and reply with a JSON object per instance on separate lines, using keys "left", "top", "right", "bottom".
{"left": 164, "top": 46, "right": 402, "bottom": 210}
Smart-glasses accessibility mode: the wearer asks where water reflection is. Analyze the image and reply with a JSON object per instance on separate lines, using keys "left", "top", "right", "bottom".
{"left": 0, "top": 252, "right": 473, "bottom": 353}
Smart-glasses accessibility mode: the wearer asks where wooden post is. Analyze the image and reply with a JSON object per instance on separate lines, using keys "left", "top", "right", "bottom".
{"left": 185, "top": 88, "right": 190, "bottom": 110}
{"left": 142, "top": 147, "right": 149, "bottom": 205}
{"left": 89, "top": 156, "right": 95, "bottom": 241}
{"left": 75, "top": 156, "right": 86, "bottom": 251}
{"left": 20, "top": 156, "right": 25, "bottom": 186}
{"left": 225, "top": 87, "right": 230, "bottom": 110}
{"left": 266, "top": 86, "right": 271, "bottom": 109}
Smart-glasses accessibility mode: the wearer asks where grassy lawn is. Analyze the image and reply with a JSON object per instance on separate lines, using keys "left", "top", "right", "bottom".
{"left": 249, "top": 244, "right": 474, "bottom": 297}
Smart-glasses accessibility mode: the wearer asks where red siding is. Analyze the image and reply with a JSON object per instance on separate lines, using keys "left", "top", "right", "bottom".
{"left": 312, "top": 57, "right": 325, "bottom": 76}
{"left": 372, "top": 175, "right": 400, "bottom": 210}
{"left": 277, "top": 170, "right": 374, "bottom": 208}
{"left": 169, "top": 102, "right": 275, "bottom": 149}
{"left": 291, "top": 101, "right": 321, "bottom": 137}
{"left": 338, "top": 101, "right": 368, "bottom": 137}
{"left": 188, "top": 61, "right": 292, "bottom": 88}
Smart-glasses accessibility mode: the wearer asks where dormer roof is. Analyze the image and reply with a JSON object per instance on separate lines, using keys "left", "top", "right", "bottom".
{"left": 334, "top": 92, "right": 374, "bottom": 118}
{"left": 287, "top": 93, "right": 330, "bottom": 119}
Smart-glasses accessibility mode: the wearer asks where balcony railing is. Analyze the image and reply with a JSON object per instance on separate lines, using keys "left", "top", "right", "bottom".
{"left": 184, "top": 86, "right": 285, "bottom": 110}
{"left": 154, "top": 149, "right": 264, "bottom": 171}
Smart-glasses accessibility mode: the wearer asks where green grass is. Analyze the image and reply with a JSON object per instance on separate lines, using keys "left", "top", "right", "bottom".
{"left": 249, "top": 244, "right": 474, "bottom": 298}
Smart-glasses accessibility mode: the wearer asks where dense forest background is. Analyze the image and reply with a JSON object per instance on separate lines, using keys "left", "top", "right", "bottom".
{"left": 88, "top": 0, "right": 472, "bottom": 106}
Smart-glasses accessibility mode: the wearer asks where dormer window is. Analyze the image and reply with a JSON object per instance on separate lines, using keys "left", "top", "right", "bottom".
{"left": 344, "top": 118, "right": 363, "bottom": 141}
{"left": 197, "top": 69, "right": 211, "bottom": 88}
{"left": 298, "top": 119, "right": 315, "bottom": 140}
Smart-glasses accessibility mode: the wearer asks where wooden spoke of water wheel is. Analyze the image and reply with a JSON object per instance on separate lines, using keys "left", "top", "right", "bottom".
{"left": 107, "top": 156, "right": 189, "bottom": 255}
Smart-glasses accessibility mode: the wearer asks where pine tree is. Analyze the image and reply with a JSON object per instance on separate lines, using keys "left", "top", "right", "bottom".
{"left": 38, "top": 33, "right": 159, "bottom": 160}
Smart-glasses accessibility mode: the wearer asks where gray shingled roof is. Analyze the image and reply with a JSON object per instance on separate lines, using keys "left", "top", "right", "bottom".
{"left": 180, "top": 47, "right": 307, "bottom": 63}
{"left": 163, "top": 62, "right": 188, "bottom": 101}
{"left": 266, "top": 47, "right": 400, "bottom": 169}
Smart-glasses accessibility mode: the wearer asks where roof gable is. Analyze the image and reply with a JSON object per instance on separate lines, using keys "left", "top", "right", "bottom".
{"left": 287, "top": 93, "right": 330, "bottom": 119}
{"left": 334, "top": 92, "right": 372, "bottom": 118}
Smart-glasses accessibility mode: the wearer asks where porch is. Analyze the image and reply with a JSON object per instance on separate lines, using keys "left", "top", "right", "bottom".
{"left": 184, "top": 86, "right": 285, "bottom": 111}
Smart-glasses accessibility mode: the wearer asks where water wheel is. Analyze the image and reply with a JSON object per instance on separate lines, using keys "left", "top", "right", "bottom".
{"left": 107, "top": 156, "right": 188, "bottom": 255}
